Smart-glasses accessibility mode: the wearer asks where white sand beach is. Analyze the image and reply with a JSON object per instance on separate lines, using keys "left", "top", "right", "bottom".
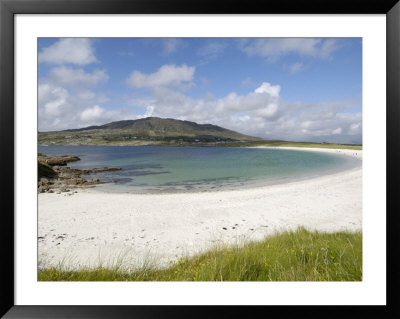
{"left": 38, "top": 147, "right": 362, "bottom": 270}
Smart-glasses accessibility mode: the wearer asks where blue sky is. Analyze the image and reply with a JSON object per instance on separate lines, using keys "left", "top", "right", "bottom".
{"left": 38, "top": 38, "right": 362, "bottom": 143}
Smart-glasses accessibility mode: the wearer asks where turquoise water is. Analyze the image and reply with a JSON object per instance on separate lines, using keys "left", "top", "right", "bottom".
{"left": 38, "top": 146, "right": 359, "bottom": 193}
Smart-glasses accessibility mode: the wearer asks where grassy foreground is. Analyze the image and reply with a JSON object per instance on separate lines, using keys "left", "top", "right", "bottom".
{"left": 38, "top": 228, "right": 362, "bottom": 281}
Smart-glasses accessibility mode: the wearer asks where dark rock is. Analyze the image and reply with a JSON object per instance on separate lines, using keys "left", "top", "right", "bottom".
{"left": 67, "top": 178, "right": 84, "bottom": 185}
{"left": 39, "top": 178, "right": 49, "bottom": 185}
{"left": 38, "top": 155, "right": 80, "bottom": 166}
{"left": 39, "top": 153, "right": 120, "bottom": 191}
{"left": 83, "top": 167, "right": 121, "bottom": 174}
{"left": 38, "top": 161, "right": 57, "bottom": 179}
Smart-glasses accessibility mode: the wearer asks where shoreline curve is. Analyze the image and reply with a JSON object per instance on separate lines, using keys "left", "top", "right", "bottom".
{"left": 38, "top": 146, "right": 362, "bottom": 269}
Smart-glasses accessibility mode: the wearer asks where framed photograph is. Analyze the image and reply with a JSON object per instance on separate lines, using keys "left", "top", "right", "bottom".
{"left": 1, "top": 0, "right": 399, "bottom": 318}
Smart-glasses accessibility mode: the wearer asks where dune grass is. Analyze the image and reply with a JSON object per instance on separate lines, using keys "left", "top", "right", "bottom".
{"left": 38, "top": 228, "right": 362, "bottom": 281}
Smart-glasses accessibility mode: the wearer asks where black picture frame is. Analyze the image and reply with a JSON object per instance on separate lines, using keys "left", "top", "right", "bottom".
{"left": 1, "top": 0, "right": 399, "bottom": 318}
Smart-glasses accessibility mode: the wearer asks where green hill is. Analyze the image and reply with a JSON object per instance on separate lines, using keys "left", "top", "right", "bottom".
{"left": 38, "top": 117, "right": 262, "bottom": 146}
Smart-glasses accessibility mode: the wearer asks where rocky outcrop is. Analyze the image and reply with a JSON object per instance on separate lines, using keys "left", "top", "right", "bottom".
{"left": 38, "top": 153, "right": 121, "bottom": 193}
{"left": 38, "top": 162, "right": 58, "bottom": 179}
{"left": 38, "top": 154, "right": 80, "bottom": 166}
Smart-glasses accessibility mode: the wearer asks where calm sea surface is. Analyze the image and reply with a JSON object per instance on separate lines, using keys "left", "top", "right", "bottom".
{"left": 38, "top": 146, "right": 360, "bottom": 193}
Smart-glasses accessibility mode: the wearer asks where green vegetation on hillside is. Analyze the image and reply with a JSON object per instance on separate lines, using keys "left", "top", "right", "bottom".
{"left": 221, "top": 140, "right": 362, "bottom": 150}
{"left": 38, "top": 117, "right": 362, "bottom": 149}
{"left": 38, "top": 117, "right": 261, "bottom": 146}
{"left": 38, "top": 228, "right": 362, "bottom": 281}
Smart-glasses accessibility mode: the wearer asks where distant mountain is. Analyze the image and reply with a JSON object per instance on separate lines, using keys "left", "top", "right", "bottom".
{"left": 38, "top": 117, "right": 262, "bottom": 146}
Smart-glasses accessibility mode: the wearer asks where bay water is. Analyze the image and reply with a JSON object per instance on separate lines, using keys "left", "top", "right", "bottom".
{"left": 38, "top": 145, "right": 359, "bottom": 193}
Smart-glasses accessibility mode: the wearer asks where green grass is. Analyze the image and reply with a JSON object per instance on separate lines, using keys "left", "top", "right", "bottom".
{"left": 222, "top": 140, "right": 362, "bottom": 150}
{"left": 38, "top": 228, "right": 362, "bottom": 281}
{"left": 38, "top": 161, "right": 57, "bottom": 179}
{"left": 38, "top": 131, "right": 362, "bottom": 150}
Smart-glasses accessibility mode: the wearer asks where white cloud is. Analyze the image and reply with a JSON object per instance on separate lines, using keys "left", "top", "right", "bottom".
{"left": 75, "top": 90, "right": 108, "bottom": 103}
{"left": 210, "top": 83, "right": 281, "bottom": 119}
{"left": 38, "top": 39, "right": 134, "bottom": 131}
{"left": 48, "top": 66, "right": 109, "bottom": 87}
{"left": 320, "top": 39, "right": 341, "bottom": 58}
{"left": 240, "top": 38, "right": 341, "bottom": 61}
{"left": 142, "top": 82, "right": 281, "bottom": 122}
{"left": 39, "top": 84, "right": 69, "bottom": 117}
{"left": 38, "top": 82, "right": 134, "bottom": 131}
{"left": 80, "top": 105, "right": 105, "bottom": 122}
{"left": 241, "top": 77, "right": 257, "bottom": 87}
{"left": 332, "top": 127, "right": 342, "bottom": 135}
{"left": 348, "top": 122, "right": 362, "bottom": 135}
{"left": 135, "top": 81, "right": 361, "bottom": 144}
{"left": 39, "top": 67, "right": 361, "bottom": 144}
{"left": 126, "top": 64, "right": 195, "bottom": 89}
{"left": 290, "top": 62, "right": 305, "bottom": 74}
{"left": 136, "top": 105, "right": 155, "bottom": 119}
{"left": 198, "top": 41, "right": 227, "bottom": 60}
{"left": 161, "top": 38, "right": 183, "bottom": 56}
{"left": 39, "top": 38, "right": 97, "bottom": 65}
{"left": 254, "top": 82, "right": 280, "bottom": 97}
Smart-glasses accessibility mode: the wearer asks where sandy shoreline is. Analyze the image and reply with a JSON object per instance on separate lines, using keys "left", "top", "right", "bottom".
{"left": 38, "top": 147, "right": 362, "bottom": 269}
